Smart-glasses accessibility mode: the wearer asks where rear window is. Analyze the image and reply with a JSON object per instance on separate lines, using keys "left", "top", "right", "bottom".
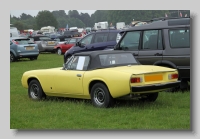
{"left": 169, "top": 29, "right": 190, "bottom": 48}
{"left": 99, "top": 53, "right": 138, "bottom": 66}
{"left": 13, "top": 39, "right": 32, "bottom": 45}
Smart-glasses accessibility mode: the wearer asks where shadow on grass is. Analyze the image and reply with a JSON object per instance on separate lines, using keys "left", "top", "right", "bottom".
{"left": 37, "top": 96, "right": 165, "bottom": 109}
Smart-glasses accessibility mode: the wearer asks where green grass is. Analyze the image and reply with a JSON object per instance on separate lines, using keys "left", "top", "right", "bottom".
{"left": 10, "top": 53, "right": 190, "bottom": 130}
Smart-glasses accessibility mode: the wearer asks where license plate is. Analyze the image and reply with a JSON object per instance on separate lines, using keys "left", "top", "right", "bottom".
{"left": 48, "top": 41, "right": 55, "bottom": 45}
{"left": 145, "top": 74, "right": 163, "bottom": 82}
{"left": 25, "top": 46, "right": 34, "bottom": 50}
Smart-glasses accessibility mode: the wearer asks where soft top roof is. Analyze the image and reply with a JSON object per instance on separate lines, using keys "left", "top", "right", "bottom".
{"left": 73, "top": 50, "right": 139, "bottom": 70}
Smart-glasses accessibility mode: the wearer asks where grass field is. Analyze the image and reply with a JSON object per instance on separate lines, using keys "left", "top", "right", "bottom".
{"left": 10, "top": 53, "right": 191, "bottom": 130}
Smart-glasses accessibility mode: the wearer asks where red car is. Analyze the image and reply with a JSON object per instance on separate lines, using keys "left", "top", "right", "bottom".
{"left": 54, "top": 37, "right": 82, "bottom": 55}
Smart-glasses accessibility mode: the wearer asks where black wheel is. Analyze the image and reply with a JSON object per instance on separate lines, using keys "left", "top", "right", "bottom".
{"left": 57, "top": 48, "right": 62, "bottom": 55}
{"left": 138, "top": 92, "right": 159, "bottom": 102}
{"left": 28, "top": 80, "right": 46, "bottom": 100}
{"left": 30, "top": 57, "right": 38, "bottom": 60}
{"left": 10, "top": 52, "right": 16, "bottom": 62}
{"left": 65, "top": 55, "right": 72, "bottom": 63}
{"left": 90, "top": 83, "right": 114, "bottom": 108}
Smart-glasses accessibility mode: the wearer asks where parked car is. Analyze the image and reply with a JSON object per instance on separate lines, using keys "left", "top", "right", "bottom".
{"left": 29, "top": 35, "right": 57, "bottom": 53}
{"left": 114, "top": 17, "right": 190, "bottom": 91}
{"left": 63, "top": 30, "right": 81, "bottom": 38}
{"left": 54, "top": 35, "right": 71, "bottom": 44}
{"left": 21, "top": 50, "right": 180, "bottom": 108}
{"left": 54, "top": 37, "right": 82, "bottom": 55}
{"left": 63, "top": 29, "right": 121, "bottom": 63}
{"left": 10, "top": 37, "right": 39, "bottom": 62}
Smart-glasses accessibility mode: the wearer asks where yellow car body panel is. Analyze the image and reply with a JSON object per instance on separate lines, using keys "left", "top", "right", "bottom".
{"left": 21, "top": 65, "right": 179, "bottom": 99}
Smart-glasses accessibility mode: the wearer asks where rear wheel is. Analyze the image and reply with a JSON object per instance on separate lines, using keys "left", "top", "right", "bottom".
{"left": 90, "top": 83, "right": 114, "bottom": 108}
{"left": 28, "top": 80, "right": 46, "bottom": 100}
{"left": 10, "top": 52, "right": 16, "bottom": 62}
{"left": 57, "top": 48, "right": 62, "bottom": 55}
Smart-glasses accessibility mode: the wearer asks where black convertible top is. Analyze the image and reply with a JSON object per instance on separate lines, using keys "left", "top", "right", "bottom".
{"left": 72, "top": 50, "right": 139, "bottom": 70}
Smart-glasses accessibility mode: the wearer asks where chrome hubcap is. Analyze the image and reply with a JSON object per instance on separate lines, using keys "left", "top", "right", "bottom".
{"left": 30, "top": 84, "right": 39, "bottom": 99}
{"left": 94, "top": 88, "right": 105, "bottom": 105}
{"left": 57, "top": 49, "right": 61, "bottom": 55}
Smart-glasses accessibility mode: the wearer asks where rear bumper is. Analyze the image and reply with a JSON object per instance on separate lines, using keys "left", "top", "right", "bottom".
{"left": 131, "top": 81, "right": 181, "bottom": 93}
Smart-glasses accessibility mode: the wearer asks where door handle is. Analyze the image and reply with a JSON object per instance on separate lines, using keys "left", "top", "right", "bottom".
{"left": 77, "top": 74, "right": 82, "bottom": 77}
{"left": 154, "top": 53, "right": 162, "bottom": 56}
{"left": 133, "top": 53, "right": 138, "bottom": 56}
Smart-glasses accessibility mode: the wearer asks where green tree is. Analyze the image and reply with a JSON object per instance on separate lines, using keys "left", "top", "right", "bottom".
{"left": 35, "top": 10, "right": 58, "bottom": 29}
{"left": 13, "top": 21, "right": 25, "bottom": 31}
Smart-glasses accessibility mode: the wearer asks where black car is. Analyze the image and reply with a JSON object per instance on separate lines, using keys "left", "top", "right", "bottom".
{"left": 114, "top": 17, "right": 190, "bottom": 91}
{"left": 63, "top": 29, "right": 121, "bottom": 63}
{"left": 64, "top": 30, "right": 81, "bottom": 38}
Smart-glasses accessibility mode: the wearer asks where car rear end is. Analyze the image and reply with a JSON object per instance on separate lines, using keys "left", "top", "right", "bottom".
{"left": 129, "top": 66, "right": 180, "bottom": 94}
{"left": 40, "top": 37, "right": 57, "bottom": 52}
{"left": 11, "top": 38, "right": 39, "bottom": 59}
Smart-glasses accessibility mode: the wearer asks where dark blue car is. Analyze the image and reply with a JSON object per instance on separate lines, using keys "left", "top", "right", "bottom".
{"left": 63, "top": 29, "right": 120, "bottom": 63}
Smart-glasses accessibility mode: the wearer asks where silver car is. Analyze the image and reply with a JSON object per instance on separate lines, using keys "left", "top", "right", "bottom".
{"left": 10, "top": 37, "right": 39, "bottom": 62}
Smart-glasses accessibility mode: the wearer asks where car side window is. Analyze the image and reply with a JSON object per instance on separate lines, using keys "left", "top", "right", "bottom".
{"left": 94, "top": 33, "right": 108, "bottom": 43}
{"left": 142, "top": 30, "right": 163, "bottom": 50}
{"left": 66, "top": 56, "right": 90, "bottom": 71}
{"left": 80, "top": 34, "right": 93, "bottom": 45}
{"left": 169, "top": 29, "right": 190, "bottom": 48}
{"left": 69, "top": 38, "right": 76, "bottom": 44}
{"left": 119, "top": 31, "right": 141, "bottom": 50}
{"left": 108, "top": 32, "right": 117, "bottom": 41}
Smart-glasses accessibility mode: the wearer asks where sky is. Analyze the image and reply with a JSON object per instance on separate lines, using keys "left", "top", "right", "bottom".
{"left": 10, "top": 10, "right": 96, "bottom": 17}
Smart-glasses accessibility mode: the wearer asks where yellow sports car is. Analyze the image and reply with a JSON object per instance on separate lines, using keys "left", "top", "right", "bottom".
{"left": 21, "top": 51, "right": 180, "bottom": 108}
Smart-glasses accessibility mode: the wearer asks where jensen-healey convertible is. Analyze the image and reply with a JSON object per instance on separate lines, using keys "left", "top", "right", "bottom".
{"left": 21, "top": 50, "right": 180, "bottom": 108}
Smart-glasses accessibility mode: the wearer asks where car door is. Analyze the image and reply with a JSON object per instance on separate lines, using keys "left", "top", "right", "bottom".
{"left": 137, "top": 30, "right": 163, "bottom": 65}
{"left": 72, "top": 34, "right": 94, "bottom": 53}
{"left": 54, "top": 56, "right": 90, "bottom": 94}
{"left": 117, "top": 31, "right": 140, "bottom": 58}
{"left": 88, "top": 32, "right": 109, "bottom": 50}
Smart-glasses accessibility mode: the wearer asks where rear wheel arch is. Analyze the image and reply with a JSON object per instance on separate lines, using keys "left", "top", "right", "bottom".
{"left": 89, "top": 80, "right": 110, "bottom": 95}
{"left": 154, "top": 60, "right": 177, "bottom": 69}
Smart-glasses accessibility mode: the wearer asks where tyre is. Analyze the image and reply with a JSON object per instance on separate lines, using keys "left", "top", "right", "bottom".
{"left": 10, "top": 52, "right": 16, "bottom": 62}
{"left": 90, "top": 83, "right": 114, "bottom": 108}
{"left": 138, "top": 92, "right": 158, "bottom": 102}
{"left": 28, "top": 79, "right": 46, "bottom": 100}
{"left": 57, "top": 48, "right": 62, "bottom": 55}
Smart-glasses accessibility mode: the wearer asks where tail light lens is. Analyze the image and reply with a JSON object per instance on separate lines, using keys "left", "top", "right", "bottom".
{"left": 12, "top": 40, "right": 19, "bottom": 45}
{"left": 168, "top": 73, "right": 178, "bottom": 80}
{"left": 130, "top": 77, "right": 142, "bottom": 83}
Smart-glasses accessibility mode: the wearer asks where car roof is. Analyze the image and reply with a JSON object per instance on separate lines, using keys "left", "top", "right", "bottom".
{"left": 73, "top": 50, "right": 138, "bottom": 70}
{"left": 124, "top": 17, "right": 190, "bottom": 31}
{"left": 10, "top": 37, "right": 28, "bottom": 40}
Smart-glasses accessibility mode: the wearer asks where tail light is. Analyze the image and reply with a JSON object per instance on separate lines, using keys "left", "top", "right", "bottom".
{"left": 130, "top": 77, "right": 143, "bottom": 83}
{"left": 12, "top": 40, "right": 19, "bottom": 45}
{"left": 168, "top": 73, "right": 178, "bottom": 80}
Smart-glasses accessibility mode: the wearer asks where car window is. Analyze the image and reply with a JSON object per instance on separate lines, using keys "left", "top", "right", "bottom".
{"left": 142, "top": 30, "right": 163, "bottom": 50}
{"left": 14, "top": 39, "right": 33, "bottom": 45}
{"left": 80, "top": 34, "right": 93, "bottom": 45}
{"left": 68, "top": 38, "right": 77, "bottom": 44}
{"left": 99, "top": 53, "right": 138, "bottom": 66}
{"left": 119, "top": 31, "right": 141, "bottom": 50}
{"left": 169, "top": 29, "right": 190, "bottom": 48}
{"left": 94, "top": 33, "right": 107, "bottom": 43}
{"left": 108, "top": 32, "right": 117, "bottom": 41}
{"left": 66, "top": 56, "right": 90, "bottom": 70}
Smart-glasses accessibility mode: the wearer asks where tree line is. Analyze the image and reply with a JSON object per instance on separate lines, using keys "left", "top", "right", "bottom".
{"left": 10, "top": 10, "right": 190, "bottom": 31}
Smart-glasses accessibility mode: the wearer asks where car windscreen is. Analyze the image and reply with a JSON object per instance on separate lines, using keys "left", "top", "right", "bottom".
{"left": 99, "top": 53, "right": 138, "bottom": 66}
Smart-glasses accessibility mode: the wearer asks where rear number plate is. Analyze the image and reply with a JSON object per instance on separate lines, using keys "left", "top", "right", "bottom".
{"left": 25, "top": 46, "right": 34, "bottom": 50}
{"left": 145, "top": 74, "right": 163, "bottom": 82}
